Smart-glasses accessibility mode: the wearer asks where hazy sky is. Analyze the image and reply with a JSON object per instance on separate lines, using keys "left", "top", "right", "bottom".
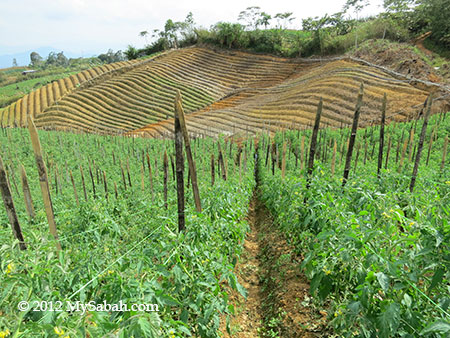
{"left": 0, "top": 0, "right": 384, "bottom": 56}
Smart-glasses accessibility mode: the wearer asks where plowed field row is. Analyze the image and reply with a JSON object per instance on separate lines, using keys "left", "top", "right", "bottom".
{"left": 0, "top": 60, "right": 139, "bottom": 126}
{"left": 0, "top": 47, "right": 432, "bottom": 136}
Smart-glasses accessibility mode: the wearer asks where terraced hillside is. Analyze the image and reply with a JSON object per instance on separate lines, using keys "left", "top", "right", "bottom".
{"left": 0, "top": 46, "right": 438, "bottom": 136}
{"left": 0, "top": 58, "right": 142, "bottom": 127}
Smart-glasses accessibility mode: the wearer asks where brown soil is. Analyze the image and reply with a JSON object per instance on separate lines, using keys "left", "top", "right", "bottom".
{"left": 352, "top": 39, "right": 443, "bottom": 83}
{"left": 219, "top": 190, "right": 329, "bottom": 337}
{"left": 414, "top": 32, "right": 433, "bottom": 57}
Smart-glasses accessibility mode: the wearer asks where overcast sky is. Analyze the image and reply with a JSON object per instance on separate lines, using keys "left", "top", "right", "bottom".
{"left": 0, "top": 0, "right": 384, "bottom": 56}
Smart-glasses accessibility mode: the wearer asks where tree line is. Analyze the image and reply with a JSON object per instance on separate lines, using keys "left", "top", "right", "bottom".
{"left": 126, "top": 0, "right": 449, "bottom": 59}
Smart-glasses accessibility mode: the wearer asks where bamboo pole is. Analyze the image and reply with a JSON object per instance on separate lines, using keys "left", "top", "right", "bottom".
{"left": 20, "top": 164, "right": 35, "bottom": 219}
{"left": 410, "top": 95, "right": 433, "bottom": 193}
{"left": 0, "top": 156, "right": 26, "bottom": 250}
{"left": 343, "top": 83, "right": 364, "bottom": 187}
{"left": 377, "top": 93, "right": 387, "bottom": 178}
{"left": 174, "top": 90, "right": 201, "bottom": 212}
{"left": 27, "top": 116, "right": 61, "bottom": 251}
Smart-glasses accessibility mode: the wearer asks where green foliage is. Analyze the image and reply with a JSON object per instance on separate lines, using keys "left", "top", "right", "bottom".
{"left": 0, "top": 129, "right": 255, "bottom": 337}
{"left": 259, "top": 113, "right": 450, "bottom": 336}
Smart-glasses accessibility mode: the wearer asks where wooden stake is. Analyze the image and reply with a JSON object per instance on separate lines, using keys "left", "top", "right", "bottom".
{"left": 441, "top": 136, "right": 448, "bottom": 171}
{"left": 425, "top": 129, "right": 435, "bottom": 165}
{"left": 120, "top": 161, "right": 127, "bottom": 190}
{"left": 300, "top": 135, "right": 305, "bottom": 171}
{"left": 385, "top": 136, "right": 391, "bottom": 170}
{"left": 27, "top": 116, "right": 61, "bottom": 251}
{"left": 80, "top": 165, "right": 87, "bottom": 201}
{"left": 103, "top": 171, "right": 108, "bottom": 201}
{"left": 331, "top": 139, "right": 337, "bottom": 176}
{"left": 174, "top": 90, "right": 201, "bottom": 212}
{"left": 146, "top": 152, "right": 153, "bottom": 199}
{"left": 69, "top": 170, "right": 79, "bottom": 207}
{"left": 174, "top": 113, "right": 185, "bottom": 232}
{"left": 126, "top": 158, "right": 132, "bottom": 188}
{"left": 377, "top": 93, "right": 387, "bottom": 178}
{"left": 218, "top": 142, "right": 227, "bottom": 180}
{"left": 281, "top": 141, "right": 287, "bottom": 179}
{"left": 20, "top": 164, "right": 35, "bottom": 219}
{"left": 0, "top": 156, "right": 26, "bottom": 250}
{"left": 343, "top": 83, "right": 364, "bottom": 187}
{"left": 163, "top": 151, "right": 168, "bottom": 210}
{"left": 410, "top": 95, "right": 432, "bottom": 193}
{"left": 398, "top": 138, "right": 408, "bottom": 173}
{"left": 307, "top": 98, "right": 323, "bottom": 185}
{"left": 211, "top": 153, "right": 215, "bottom": 186}
{"left": 140, "top": 164, "right": 145, "bottom": 192}
{"left": 88, "top": 161, "right": 96, "bottom": 198}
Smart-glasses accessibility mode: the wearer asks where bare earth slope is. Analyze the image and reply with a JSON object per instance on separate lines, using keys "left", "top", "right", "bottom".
{"left": 0, "top": 46, "right": 440, "bottom": 136}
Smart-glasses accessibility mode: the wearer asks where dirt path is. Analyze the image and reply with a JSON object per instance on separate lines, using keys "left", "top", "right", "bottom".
{"left": 414, "top": 31, "right": 433, "bottom": 57}
{"left": 220, "top": 189, "right": 328, "bottom": 337}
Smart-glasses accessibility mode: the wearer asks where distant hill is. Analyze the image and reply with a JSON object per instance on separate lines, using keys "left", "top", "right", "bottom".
{"left": 0, "top": 47, "right": 93, "bottom": 68}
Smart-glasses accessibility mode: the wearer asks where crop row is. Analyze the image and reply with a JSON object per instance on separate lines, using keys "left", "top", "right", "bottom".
{"left": 135, "top": 59, "right": 428, "bottom": 138}
{"left": 0, "top": 60, "right": 140, "bottom": 127}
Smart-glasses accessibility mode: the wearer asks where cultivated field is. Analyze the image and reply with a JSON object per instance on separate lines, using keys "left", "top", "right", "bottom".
{"left": 0, "top": 47, "right": 435, "bottom": 136}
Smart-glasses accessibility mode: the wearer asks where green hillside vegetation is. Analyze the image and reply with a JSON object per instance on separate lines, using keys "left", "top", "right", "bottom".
{"left": 129, "top": 0, "right": 449, "bottom": 60}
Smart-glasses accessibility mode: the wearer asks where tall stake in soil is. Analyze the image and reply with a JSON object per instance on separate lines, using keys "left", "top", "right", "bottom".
{"left": 343, "top": 83, "right": 364, "bottom": 187}
{"left": 69, "top": 170, "right": 79, "bottom": 207}
{"left": 441, "top": 136, "right": 448, "bottom": 172}
{"left": 174, "top": 109, "right": 185, "bottom": 232}
{"left": 377, "top": 93, "right": 387, "bottom": 178}
{"left": 306, "top": 98, "right": 323, "bottom": 188}
{"left": 146, "top": 152, "right": 154, "bottom": 200}
{"left": 0, "top": 155, "right": 26, "bottom": 250}
{"left": 103, "top": 171, "right": 108, "bottom": 201}
{"left": 211, "top": 153, "right": 215, "bottom": 186}
{"left": 331, "top": 139, "right": 337, "bottom": 176}
{"left": 27, "top": 116, "right": 61, "bottom": 251}
{"left": 79, "top": 165, "right": 87, "bottom": 201}
{"left": 20, "top": 164, "right": 35, "bottom": 219}
{"left": 385, "top": 136, "right": 391, "bottom": 169}
{"left": 281, "top": 141, "right": 287, "bottom": 179}
{"left": 163, "top": 151, "right": 168, "bottom": 210}
{"left": 410, "top": 95, "right": 432, "bottom": 193}
{"left": 174, "top": 90, "right": 201, "bottom": 212}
